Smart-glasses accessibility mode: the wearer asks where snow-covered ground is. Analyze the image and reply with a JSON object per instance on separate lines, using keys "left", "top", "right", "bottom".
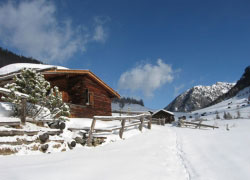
{"left": 0, "top": 119, "right": 250, "bottom": 180}
{"left": 174, "top": 119, "right": 250, "bottom": 180}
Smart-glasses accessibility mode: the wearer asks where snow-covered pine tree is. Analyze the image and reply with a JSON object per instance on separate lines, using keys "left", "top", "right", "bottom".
{"left": 1, "top": 68, "right": 70, "bottom": 120}
{"left": 45, "top": 86, "right": 70, "bottom": 120}
{"left": 215, "top": 111, "right": 220, "bottom": 119}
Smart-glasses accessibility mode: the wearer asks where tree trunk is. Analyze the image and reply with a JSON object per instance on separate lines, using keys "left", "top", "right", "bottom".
{"left": 21, "top": 99, "right": 26, "bottom": 124}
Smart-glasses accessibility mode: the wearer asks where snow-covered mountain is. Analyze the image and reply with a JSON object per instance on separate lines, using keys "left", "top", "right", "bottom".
{"left": 165, "top": 82, "right": 235, "bottom": 112}
{"left": 191, "top": 85, "right": 250, "bottom": 118}
{"left": 208, "top": 65, "right": 250, "bottom": 106}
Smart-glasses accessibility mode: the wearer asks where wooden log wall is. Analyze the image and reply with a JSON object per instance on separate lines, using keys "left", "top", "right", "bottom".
{"left": 83, "top": 76, "right": 112, "bottom": 116}
{"left": 45, "top": 74, "right": 113, "bottom": 118}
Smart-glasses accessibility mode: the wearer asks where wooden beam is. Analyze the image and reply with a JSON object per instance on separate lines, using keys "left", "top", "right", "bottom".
{"left": 148, "top": 116, "right": 152, "bottom": 129}
{"left": 119, "top": 118, "right": 126, "bottom": 139}
{"left": 87, "top": 118, "right": 96, "bottom": 146}
{"left": 94, "top": 114, "right": 150, "bottom": 121}
{"left": 0, "top": 129, "right": 62, "bottom": 136}
{"left": 21, "top": 98, "right": 26, "bottom": 124}
{"left": 0, "top": 120, "right": 20, "bottom": 126}
{"left": 112, "top": 110, "right": 151, "bottom": 115}
{"left": 139, "top": 116, "right": 144, "bottom": 131}
{"left": 181, "top": 121, "right": 219, "bottom": 129}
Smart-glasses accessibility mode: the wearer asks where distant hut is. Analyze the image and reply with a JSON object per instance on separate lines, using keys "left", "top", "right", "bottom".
{"left": 152, "top": 109, "right": 175, "bottom": 124}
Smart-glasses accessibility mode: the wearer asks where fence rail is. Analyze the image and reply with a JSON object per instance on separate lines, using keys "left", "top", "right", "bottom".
{"left": 86, "top": 114, "right": 152, "bottom": 146}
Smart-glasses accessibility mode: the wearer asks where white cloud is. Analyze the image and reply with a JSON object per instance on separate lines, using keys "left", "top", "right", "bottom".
{"left": 118, "top": 59, "right": 174, "bottom": 97}
{"left": 93, "top": 25, "right": 107, "bottom": 43}
{"left": 92, "top": 16, "right": 110, "bottom": 43}
{"left": 0, "top": 0, "right": 108, "bottom": 63}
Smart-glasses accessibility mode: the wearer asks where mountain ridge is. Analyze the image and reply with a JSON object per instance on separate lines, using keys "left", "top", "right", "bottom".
{"left": 207, "top": 66, "right": 250, "bottom": 107}
{"left": 0, "top": 47, "right": 43, "bottom": 68}
{"left": 165, "top": 82, "right": 235, "bottom": 112}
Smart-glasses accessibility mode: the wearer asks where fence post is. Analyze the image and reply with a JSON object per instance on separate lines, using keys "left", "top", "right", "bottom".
{"left": 162, "top": 118, "right": 166, "bottom": 126}
{"left": 119, "top": 118, "right": 126, "bottom": 139}
{"left": 147, "top": 115, "right": 152, "bottom": 129}
{"left": 87, "top": 117, "right": 96, "bottom": 146}
{"left": 21, "top": 98, "right": 26, "bottom": 124}
{"left": 139, "top": 116, "right": 144, "bottom": 131}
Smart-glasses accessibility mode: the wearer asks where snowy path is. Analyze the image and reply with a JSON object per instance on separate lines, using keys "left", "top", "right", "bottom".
{"left": 173, "top": 120, "right": 250, "bottom": 180}
{"left": 0, "top": 126, "right": 188, "bottom": 180}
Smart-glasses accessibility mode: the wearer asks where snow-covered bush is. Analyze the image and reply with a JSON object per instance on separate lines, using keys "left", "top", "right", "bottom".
{"left": 236, "top": 111, "right": 241, "bottom": 119}
{"left": 215, "top": 111, "right": 220, "bottom": 119}
{"left": 1, "top": 68, "right": 70, "bottom": 120}
{"left": 223, "top": 112, "right": 232, "bottom": 120}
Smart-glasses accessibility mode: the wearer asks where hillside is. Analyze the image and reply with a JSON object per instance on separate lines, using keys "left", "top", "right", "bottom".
{"left": 0, "top": 47, "right": 43, "bottom": 68}
{"left": 165, "top": 82, "right": 235, "bottom": 112}
{"left": 208, "top": 66, "right": 250, "bottom": 107}
{"left": 191, "top": 85, "right": 250, "bottom": 119}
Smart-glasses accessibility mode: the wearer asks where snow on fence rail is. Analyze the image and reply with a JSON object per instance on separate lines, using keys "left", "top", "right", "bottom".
{"left": 86, "top": 114, "right": 152, "bottom": 146}
{"left": 112, "top": 110, "right": 151, "bottom": 115}
{"left": 178, "top": 120, "right": 219, "bottom": 129}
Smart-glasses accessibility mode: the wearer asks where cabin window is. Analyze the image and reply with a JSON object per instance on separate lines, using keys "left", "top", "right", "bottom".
{"left": 84, "top": 89, "right": 94, "bottom": 106}
{"left": 84, "top": 89, "right": 89, "bottom": 105}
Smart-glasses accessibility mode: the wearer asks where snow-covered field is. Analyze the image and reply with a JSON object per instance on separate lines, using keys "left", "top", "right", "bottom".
{"left": 0, "top": 119, "right": 250, "bottom": 180}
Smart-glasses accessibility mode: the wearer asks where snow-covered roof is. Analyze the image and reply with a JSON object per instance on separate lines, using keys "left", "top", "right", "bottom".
{"left": 0, "top": 63, "right": 68, "bottom": 75}
{"left": 153, "top": 109, "right": 174, "bottom": 116}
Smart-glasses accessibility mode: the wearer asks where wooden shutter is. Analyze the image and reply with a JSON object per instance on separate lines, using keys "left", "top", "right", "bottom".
{"left": 89, "top": 92, "right": 94, "bottom": 106}
{"left": 62, "top": 91, "right": 69, "bottom": 102}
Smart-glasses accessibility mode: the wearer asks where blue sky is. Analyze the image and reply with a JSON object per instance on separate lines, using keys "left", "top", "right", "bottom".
{"left": 0, "top": 0, "right": 249, "bottom": 109}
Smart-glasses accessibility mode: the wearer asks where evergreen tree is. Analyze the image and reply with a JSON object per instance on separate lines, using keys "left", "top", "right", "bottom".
{"left": 1, "top": 68, "right": 70, "bottom": 120}
{"left": 223, "top": 112, "right": 227, "bottom": 119}
{"left": 215, "top": 111, "right": 220, "bottom": 119}
{"left": 45, "top": 86, "right": 70, "bottom": 120}
{"left": 226, "top": 112, "right": 232, "bottom": 119}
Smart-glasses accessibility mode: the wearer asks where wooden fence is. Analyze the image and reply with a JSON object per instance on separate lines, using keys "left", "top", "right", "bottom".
{"left": 83, "top": 114, "right": 152, "bottom": 146}
{"left": 178, "top": 120, "right": 219, "bottom": 129}
{"left": 0, "top": 87, "right": 28, "bottom": 124}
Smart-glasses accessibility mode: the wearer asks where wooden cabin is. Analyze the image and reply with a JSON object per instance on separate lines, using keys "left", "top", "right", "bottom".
{"left": 43, "top": 69, "right": 120, "bottom": 118}
{"left": 152, "top": 109, "right": 175, "bottom": 124}
{"left": 0, "top": 65, "right": 120, "bottom": 118}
